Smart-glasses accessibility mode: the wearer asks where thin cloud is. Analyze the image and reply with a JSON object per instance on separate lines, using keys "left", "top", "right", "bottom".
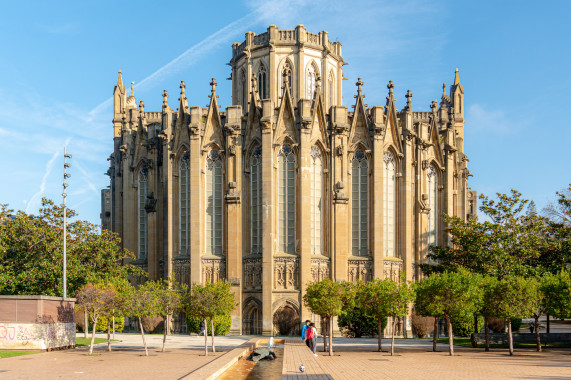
{"left": 467, "top": 104, "right": 524, "bottom": 134}
{"left": 25, "top": 148, "right": 60, "bottom": 213}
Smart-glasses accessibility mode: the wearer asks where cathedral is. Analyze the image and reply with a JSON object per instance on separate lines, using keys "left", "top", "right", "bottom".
{"left": 101, "top": 25, "right": 477, "bottom": 335}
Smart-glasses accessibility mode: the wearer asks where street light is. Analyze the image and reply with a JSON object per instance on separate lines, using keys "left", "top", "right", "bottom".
{"left": 63, "top": 148, "right": 72, "bottom": 299}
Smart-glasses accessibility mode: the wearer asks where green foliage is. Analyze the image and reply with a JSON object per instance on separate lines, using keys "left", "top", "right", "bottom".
{"left": 338, "top": 308, "right": 385, "bottom": 337}
{"left": 91, "top": 315, "right": 125, "bottom": 333}
{"left": 448, "top": 313, "right": 483, "bottom": 337}
{"left": 486, "top": 275, "right": 539, "bottom": 320}
{"left": 183, "top": 281, "right": 236, "bottom": 320}
{"left": 413, "top": 269, "right": 484, "bottom": 327}
{"left": 186, "top": 314, "right": 231, "bottom": 336}
{"left": 422, "top": 190, "right": 570, "bottom": 278}
{"left": 541, "top": 270, "right": 571, "bottom": 319}
{"left": 0, "top": 199, "right": 144, "bottom": 297}
{"left": 303, "top": 279, "right": 351, "bottom": 319}
{"left": 510, "top": 318, "right": 522, "bottom": 331}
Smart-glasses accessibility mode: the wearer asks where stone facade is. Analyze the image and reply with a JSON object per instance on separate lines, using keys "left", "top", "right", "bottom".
{"left": 103, "top": 25, "right": 477, "bottom": 335}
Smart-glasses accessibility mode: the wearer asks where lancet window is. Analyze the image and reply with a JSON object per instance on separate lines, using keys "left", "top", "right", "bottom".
{"left": 137, "top": 168, "right": 148, "bottom": 260}
{"left": 383, "top": 152, "right": 396, "bottom": 257}
{"left": 205, "top": 150, "right": 223, "bottom": 256}
{"left": 351, "top": 150, "right": 369, "bottom": 256}
{"left": 241, "top": 70, "right": 247, "bottom": 112}
{"left": 179, "top": 155, "right": 190, "bottom": 255}
{"left": 328, "top": 72, "right": 335, "bottom": 107}
{"left": 310, "top": 147, "right": 323, "bottom": 254}
{"left": 250, "top": 147, "right": 262, "bottom": 255}
{"left": 427, "top": 165, "right": 438, "bottom": 246}
{"left": 277, "top": 144, "right": 295, "bottom": 254}
{"left": 258, "top": 64, "right": 267, "bottom": 99}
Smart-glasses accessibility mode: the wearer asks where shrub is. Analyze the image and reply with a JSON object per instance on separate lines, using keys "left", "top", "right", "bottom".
{"left": 89, "top": 315, "right": 125, "bottom": 333}
{"left": 338, "top": 308, "right": 386, "bottom": 338}
{"left": 186, "top": 314, "right": 231, "bottom": 336}
{"left": 510, "top": 318, "right": 522, "bottom": 332}
{"left": 142, "top": 316, "right": 163, "bottom": 334}
{"left": 449, "top": 313, "right": 483, "bottom": 336}
{"left": 411, "top": 311, "right": 434, "bottom": 338}
{"left": 487, "top": 317, "right": 505, "bottom": 333}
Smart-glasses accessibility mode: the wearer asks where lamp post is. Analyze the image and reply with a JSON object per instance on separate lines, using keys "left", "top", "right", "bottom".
{"left": 63, "top": 147, "right": 72, "bottom": 299}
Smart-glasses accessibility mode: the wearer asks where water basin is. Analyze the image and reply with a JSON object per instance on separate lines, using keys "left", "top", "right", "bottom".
{"left": 217, "top": 347, "right": 284, "bottom": 380}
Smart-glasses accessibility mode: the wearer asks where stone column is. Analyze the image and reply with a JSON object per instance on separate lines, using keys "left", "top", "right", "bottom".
{"left": 189, "top": 107, "right": 202, "bottom": 284}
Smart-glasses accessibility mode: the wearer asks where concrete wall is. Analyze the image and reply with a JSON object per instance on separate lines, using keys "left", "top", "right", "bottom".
{"left": 0, "top": 295, "right": 76, "bottom": 350}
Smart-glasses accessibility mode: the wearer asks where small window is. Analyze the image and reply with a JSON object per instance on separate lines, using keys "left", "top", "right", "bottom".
{"left": 258, "top": 64, "right": 267, "bottom": 100}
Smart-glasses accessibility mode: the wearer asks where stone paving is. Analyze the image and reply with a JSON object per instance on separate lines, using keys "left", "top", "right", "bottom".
{"left": 0, "top": 334, "right": 570, "bottom": 379}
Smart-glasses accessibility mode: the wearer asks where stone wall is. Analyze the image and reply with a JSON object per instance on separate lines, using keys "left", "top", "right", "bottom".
{"left": 0, "top": 295, "right": 75, "bottom": 350}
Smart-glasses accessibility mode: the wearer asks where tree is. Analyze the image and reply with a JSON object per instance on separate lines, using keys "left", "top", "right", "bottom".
{"left": 0, "top": 199, "right": 143, "bottom": 297}
{"left": 486, "top": 275, "right": 539, "bottom": 356}
{"left": 414, "top": 277, "right": 443, "bottom": 352}
{"left": 76, "top": 283, "right": 117, "bottom": 355}
{"left": 183, "top": 281, "right": 236, "bottom": 356}
{"left": 481, "top": 276, "right": 499, "bottom": 352}
{"left": 124, "top": 281, "right": 159, "bottom": 356}
{"left": 386, "top": 280, "right": 415, "bottom": 356}
{"left": 542, "top": 270, "right": 571, "bottom": 320}
{"left": 413, "top": 269, "right": 483, "bottom": 356}
{"left": 356, "top": 279, "right": 393, "bottom": 353}
{"left": 303, "top": 279, "right": 353, "bottom": 356}
{"left": 142, "top": 276, "right": 183, "bottom": 352}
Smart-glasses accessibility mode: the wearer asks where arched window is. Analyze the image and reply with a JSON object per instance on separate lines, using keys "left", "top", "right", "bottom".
{"left": 383, "top": 153, "right": 396, "bottom": 257}
{"left": 328, "top": 72, "right": 335, "bottom": 107}
{"left": 137, "top": 168, "right": 148, "bottom": 260}
{"left": 307, "top": 64, "right": 317, "bottom": 99}
{"left": 310, "top": 147, "right": 323, "bottom": 254}
{"left": 282, "top": 61, "right": 293, "bottom": 96}
{"left": 277, "top": 144, "right": 295, "bottom": 253}
{"left": 427, "top": 165, "right": 438, "bottom": 246}
{"left": 205, "top": 150, "right": 223, "bottom": 255}
{"left": 351, "top": 150, "right": 369, "bottom": 256}
{"left": 241, "top": 70, "right": 247, "bottom": 112}
{"left": 250, "top": 147, "right": 262, "bottom": 255}
{"left": 179, "top": 155, "right": 190, "bottom": 255}
{"left": 257, "top": 64, "right": 267, "bottom": 100}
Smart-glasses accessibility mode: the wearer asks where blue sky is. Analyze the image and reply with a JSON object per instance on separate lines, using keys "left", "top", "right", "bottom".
{"left": 0, "top": 0, "right": 569, "bottom": 224}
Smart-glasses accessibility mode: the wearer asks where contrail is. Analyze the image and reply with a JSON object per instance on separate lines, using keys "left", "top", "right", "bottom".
{"left": 26, "top": 138, "right": 72, "bottom": 213}
{"left": 88, "top": 12, "right": 257, "bottom": 119}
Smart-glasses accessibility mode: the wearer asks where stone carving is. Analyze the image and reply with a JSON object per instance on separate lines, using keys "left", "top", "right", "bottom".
{"left": 173, "top": 257, "right": 190, "bottom": 285}
{"left": 384, "top": 260, "right": 403, "bottom": 282}
{"left": 243, "top": 257, "right": 263, "bottom": 290}
{"left": 310, "top": 258, "right": 330, "bottom": 282}
{"left": 202, "top": 257, "right": 226, "bottom": 284}
{"left": 348, "top": 259, "right": 373, "bottom": 283}
{"left": 274, "top": 256, "right": 299, "bottom": 290}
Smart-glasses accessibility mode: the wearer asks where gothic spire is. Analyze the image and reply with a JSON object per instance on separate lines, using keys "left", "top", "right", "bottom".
{"left": 116, "top": 70, "right": 123, "bottom": 88}
{"left": 178, "top": 80, "right": 188, "bottom": 112}
{"left": 405, "top": 89, "right": 413, "bottom": 111}
{"left": 454, "top": 68, "right": 460, "bottom": 85}
{"left": 162, "top": 89, "right": 168, "bottom": 109}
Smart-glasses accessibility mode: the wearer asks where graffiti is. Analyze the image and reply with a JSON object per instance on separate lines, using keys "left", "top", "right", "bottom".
{"left": 16, "top": 325, "right": 35, "bottom": 342}
{"left": 0, "top": 325, "right": 16, "bottom": 341}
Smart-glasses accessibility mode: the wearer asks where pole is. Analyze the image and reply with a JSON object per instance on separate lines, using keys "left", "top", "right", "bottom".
{"left": 63, "top": 147, "right": 72, "bottom": 299}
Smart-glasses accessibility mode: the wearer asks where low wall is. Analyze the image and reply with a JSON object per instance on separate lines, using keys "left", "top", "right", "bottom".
{"left": 0, "top": 295, "right": 75, "bottom": 350}
{"left": 471, "top": 332, "right": 571, "bottom": 346}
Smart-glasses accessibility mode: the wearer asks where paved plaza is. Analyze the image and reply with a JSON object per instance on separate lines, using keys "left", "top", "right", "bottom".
{"left": 0, "top": 334, "right": 570, "bottom": 379}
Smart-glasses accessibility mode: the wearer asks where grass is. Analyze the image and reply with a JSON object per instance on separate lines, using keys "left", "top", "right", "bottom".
{"left": 75, "top": 337, "right": 114, "bottom": 347}
{"left": 437, "top": 337, "right": 571, "bottom": 349}
{"left": 0, "top": 351, "right": 36, "bottom": 358}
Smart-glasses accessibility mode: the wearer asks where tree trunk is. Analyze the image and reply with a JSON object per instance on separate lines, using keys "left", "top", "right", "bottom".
{"left": 204, "top": 318, "right": 208, "bottom": 356}
{"left": 84, "top": 309, "right": 88, "bottom": 339}
{"left": 323, "top": 317, "right": 327, "bottom": 352}
{"left": 534, "top": 314, "right": 541, "bottom": 352}
{"left": 391, "top": 316, "right": 396, "bottom": 356}
{"left": 89, "top": 315, "right": 98, "bottom": 355}
{"left": 547, "top": 314, "right": 550, "bottom": 333}
{"left": 474, "top": 314, "right": 478, "bottom": 334}
{"left": 162, "top": 316, "right": 167, "bottom": 352}
{"left": 377, "top": 316, "right": 383, "bottom": 352}
{"left": 484, "top": 317, "right": 490, "bottom": 352}
{"left": 139, "top": 317, "right": 148, "bottom": 357}
{"left": 445, "top": 314, "right": 454, "bottom": 356}
{"left": 211, "top": 318, "right": 216, "bottom": 353}
{"left": 432, "top": 317, "right": 438, "bottom": 352}
{"left": 329, "top": 315, "right": 333, "bottom": 356}
{"left": 507, "top": 319, "right": 514, "bottom": 356}
{"left": 107, "top": 322, "right": 112, "bottom": 352}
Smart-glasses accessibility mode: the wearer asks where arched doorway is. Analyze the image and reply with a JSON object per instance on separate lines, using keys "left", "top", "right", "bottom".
{"left": 273, "top": 305, "right": 300, "bottom": 336}
{"left": 243, "top": 300, "right": 262, "bottom": 335}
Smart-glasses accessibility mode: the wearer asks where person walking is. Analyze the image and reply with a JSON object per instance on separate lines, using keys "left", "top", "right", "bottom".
{"left": 198, "top": 319, "right": 206, "bottom": 336}
{"left": 309, "top": 323, "right": 318, "bottom": 356}
{"left": 301, "top": 320, "right": 311, "bottom": 348}
{"left": 306, "top": 322, "right": 315, "bottom": 353}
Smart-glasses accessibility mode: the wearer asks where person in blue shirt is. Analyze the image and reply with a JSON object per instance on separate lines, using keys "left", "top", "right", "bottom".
{"left": 301, "top": 320, "right": 311, "bottom": 348}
